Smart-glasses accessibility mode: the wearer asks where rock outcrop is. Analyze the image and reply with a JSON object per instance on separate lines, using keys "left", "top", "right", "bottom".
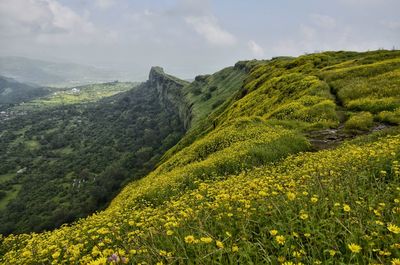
{"left": 148, "top": 66, "right": 192, "bottom": 129}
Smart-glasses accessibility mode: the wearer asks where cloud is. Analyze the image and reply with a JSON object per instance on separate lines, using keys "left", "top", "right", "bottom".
{"left": 0, "top": 0, "right": 112, "bottom": 45}
{"left": 0, "top": 0, "right": 94, "bottom": 36}
{"left": 310, "top": 14, "right": 336, "bottom": 29}
{"left": 185, "top": 16, "right": 236, "bottom": 46}
{"left": 247, "top": 40, "right": 264, "bottom": 57}
{"left": 94, "top": 0, "right": 115, "bottom": 10}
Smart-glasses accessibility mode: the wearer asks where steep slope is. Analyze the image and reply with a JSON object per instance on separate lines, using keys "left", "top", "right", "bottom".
{"left": 0, "top": 70, "right": 187, "bottom": 234}
{"left": 1, "top": 50, "right": 400, "bottom": 264}
{"left": 182, "top": 64, "right": 249, "bottom": 127}
{"left": 0, "top": 75, "right": 50, "bottom": 106}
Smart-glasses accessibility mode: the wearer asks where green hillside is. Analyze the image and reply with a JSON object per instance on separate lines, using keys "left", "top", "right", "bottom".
{"left": 0, "top": 76, "right": 50, "bottom": 107}
{"left": 1, "top": 50, "right": 400, "bottom": 264}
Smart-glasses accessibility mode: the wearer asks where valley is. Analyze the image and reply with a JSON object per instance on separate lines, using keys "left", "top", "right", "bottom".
{"left": 0, "top": 50, "right": 399, "bottom": 264}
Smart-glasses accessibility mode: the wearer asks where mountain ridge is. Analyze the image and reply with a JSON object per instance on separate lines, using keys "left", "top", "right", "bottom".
{"left": 1, "top": 50, "right": 400, "bottom": 264}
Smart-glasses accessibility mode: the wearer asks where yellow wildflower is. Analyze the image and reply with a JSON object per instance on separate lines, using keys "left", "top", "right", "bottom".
{"left": 379, "top": 250, "right": 391, "bottom": 256}
{"left": 258, "top": 191, "right": 267, "bottom": 196}
{"left": 88, "top": 257, "right": 108, "bottom": 265}
{"left": 343, "top": 204, "right": 351, "bottom": 212}
{"left": 348, "top": 243, "right": 362, "bottom": 253}
{"left": 387, "top": 223, "right": 400, "bottom": 234}
{"left": 232, "top": 245, "right": 239, "bottom": 252}
{"left": 184, "top": 235, "right": 196, "bottom": 244}
{"left": 311, "top": 196, "right": 318, "bottom": 203}
{"left": 300, "top": 213, "right": 309, "bottom": 220}
{"left": 392, "top": 258, "right": 400, "bottom": 265}
{"left": 216, "top": 240, "right": 224, "bottom": 248}
{"left": 329, "top": 250, "right": 336, "bottom": 256}
{"left": 52, "top": 251, "right": 60, "bottom": 259}
{"left": 275, "top": 235, "right": 286, "bottom": 245}
{"left": 270, "top": 229, "right": 278, "bottom": 236}
{"left": 287, "top": 192, "right": 296, "bottom": 201}
{"left": 200, "top": 237, "right": 213, "bottom": 243}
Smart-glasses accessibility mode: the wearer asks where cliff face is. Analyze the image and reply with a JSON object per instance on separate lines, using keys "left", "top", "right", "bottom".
{"left": 148, "top": 66, "right": 192, "bottom": 129}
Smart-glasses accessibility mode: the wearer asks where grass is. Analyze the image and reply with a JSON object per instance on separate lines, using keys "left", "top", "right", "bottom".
{"left": 183, "top": 66, "right": 247, "bottom": 127}
{"left": 1, "top": 50, "right": 400, "bottom": 264}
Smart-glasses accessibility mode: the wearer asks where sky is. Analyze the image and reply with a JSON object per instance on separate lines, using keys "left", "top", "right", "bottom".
{"left": 0, "top": 0, "right": 399, "bottom": 80}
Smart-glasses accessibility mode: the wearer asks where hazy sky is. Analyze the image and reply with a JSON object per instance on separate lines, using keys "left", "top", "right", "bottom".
{"left": 1, "top": 0, "right": 399, "bottom": 80}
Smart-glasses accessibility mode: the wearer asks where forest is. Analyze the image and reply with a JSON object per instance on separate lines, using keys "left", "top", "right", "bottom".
{"left": 0, "top": 81, "right": 185, "bottom": 234}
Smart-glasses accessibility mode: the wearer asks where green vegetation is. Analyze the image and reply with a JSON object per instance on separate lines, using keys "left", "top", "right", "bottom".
{"left": 11, "top": 81, "right": 135, "bottom": 112}
{"left": 1, "top": 50, "right": 400, "bottom": 264}
{"left": 344, "top": 111, "right": 374, "bottom": 131}
{"left": 0, "top": 75, "right": 50, "bottom": 107}
{"left": 0, "top": 79, "right": 184, "bottom": 234}
{"left": 183, "top": 65, "right": 248, "bottom": 127}
{"left": 377, "top": 108, "right": 400, "bottom": 125}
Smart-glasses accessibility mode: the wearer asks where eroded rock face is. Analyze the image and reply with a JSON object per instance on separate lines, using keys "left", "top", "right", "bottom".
{"left": 148, "top": 66, "right": 192, "bottom": 129}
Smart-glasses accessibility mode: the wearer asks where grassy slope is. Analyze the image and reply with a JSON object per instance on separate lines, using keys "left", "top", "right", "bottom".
{"left": 183, "top": 65, "right": 248, "bottom": 127}
{"left": 1, "top": 50, "right": 400, "bottom": 264}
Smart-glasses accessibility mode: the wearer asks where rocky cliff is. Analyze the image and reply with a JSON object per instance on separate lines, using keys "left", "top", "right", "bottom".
{"left": 148, "top": 66, "right": 192, "bottom": 129}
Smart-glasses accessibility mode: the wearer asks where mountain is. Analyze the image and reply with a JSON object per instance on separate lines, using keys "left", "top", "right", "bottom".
{"left": 0, "top": 75, "right": 50, "bottom": 106}
{"left": 0, "top": 56, "right": 123, "bottom": 87}
{"left": 1, "top": 50, "right": 400, "bottom": 264}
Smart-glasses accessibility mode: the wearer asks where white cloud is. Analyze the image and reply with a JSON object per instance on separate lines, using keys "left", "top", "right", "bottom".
{"left": 0, "top": 0, "right": 110, "bottom": 45}
{"left": 0, "top": 0, "right": 94, "bottom": 35}
{"left": 310, "top": 14, "right": 336, "bottom": 29}
{"left": 247, "top": 40, "right": 264, "bottom": 57}
{"left": 185, "top": 16, "right": 236, "bottom": 46}
{"left": 95, "top": 0, "right": 115, "bottom": 10}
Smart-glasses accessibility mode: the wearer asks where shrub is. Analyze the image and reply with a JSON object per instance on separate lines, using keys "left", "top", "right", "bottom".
{"left": 344, "top": 112, "right": 374, "bottom": 131}
{"left": 346, "top": 97, "right": 400, "bottom": 113}
{"left": 376, "top": 108, "right": 400, "bottom": 125}
{"left": 191, "top": 87, "right": 202, "bottom": 96}
{"left": 208, "top": 86, "right": 217, "bottom": 93}
{"left": 201, "top": 92, "right": 212, "bottom": 101}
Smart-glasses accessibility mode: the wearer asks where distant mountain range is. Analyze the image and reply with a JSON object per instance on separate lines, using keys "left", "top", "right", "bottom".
{"left": 0, "top": 56, "right": 124, "bottom": 87}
